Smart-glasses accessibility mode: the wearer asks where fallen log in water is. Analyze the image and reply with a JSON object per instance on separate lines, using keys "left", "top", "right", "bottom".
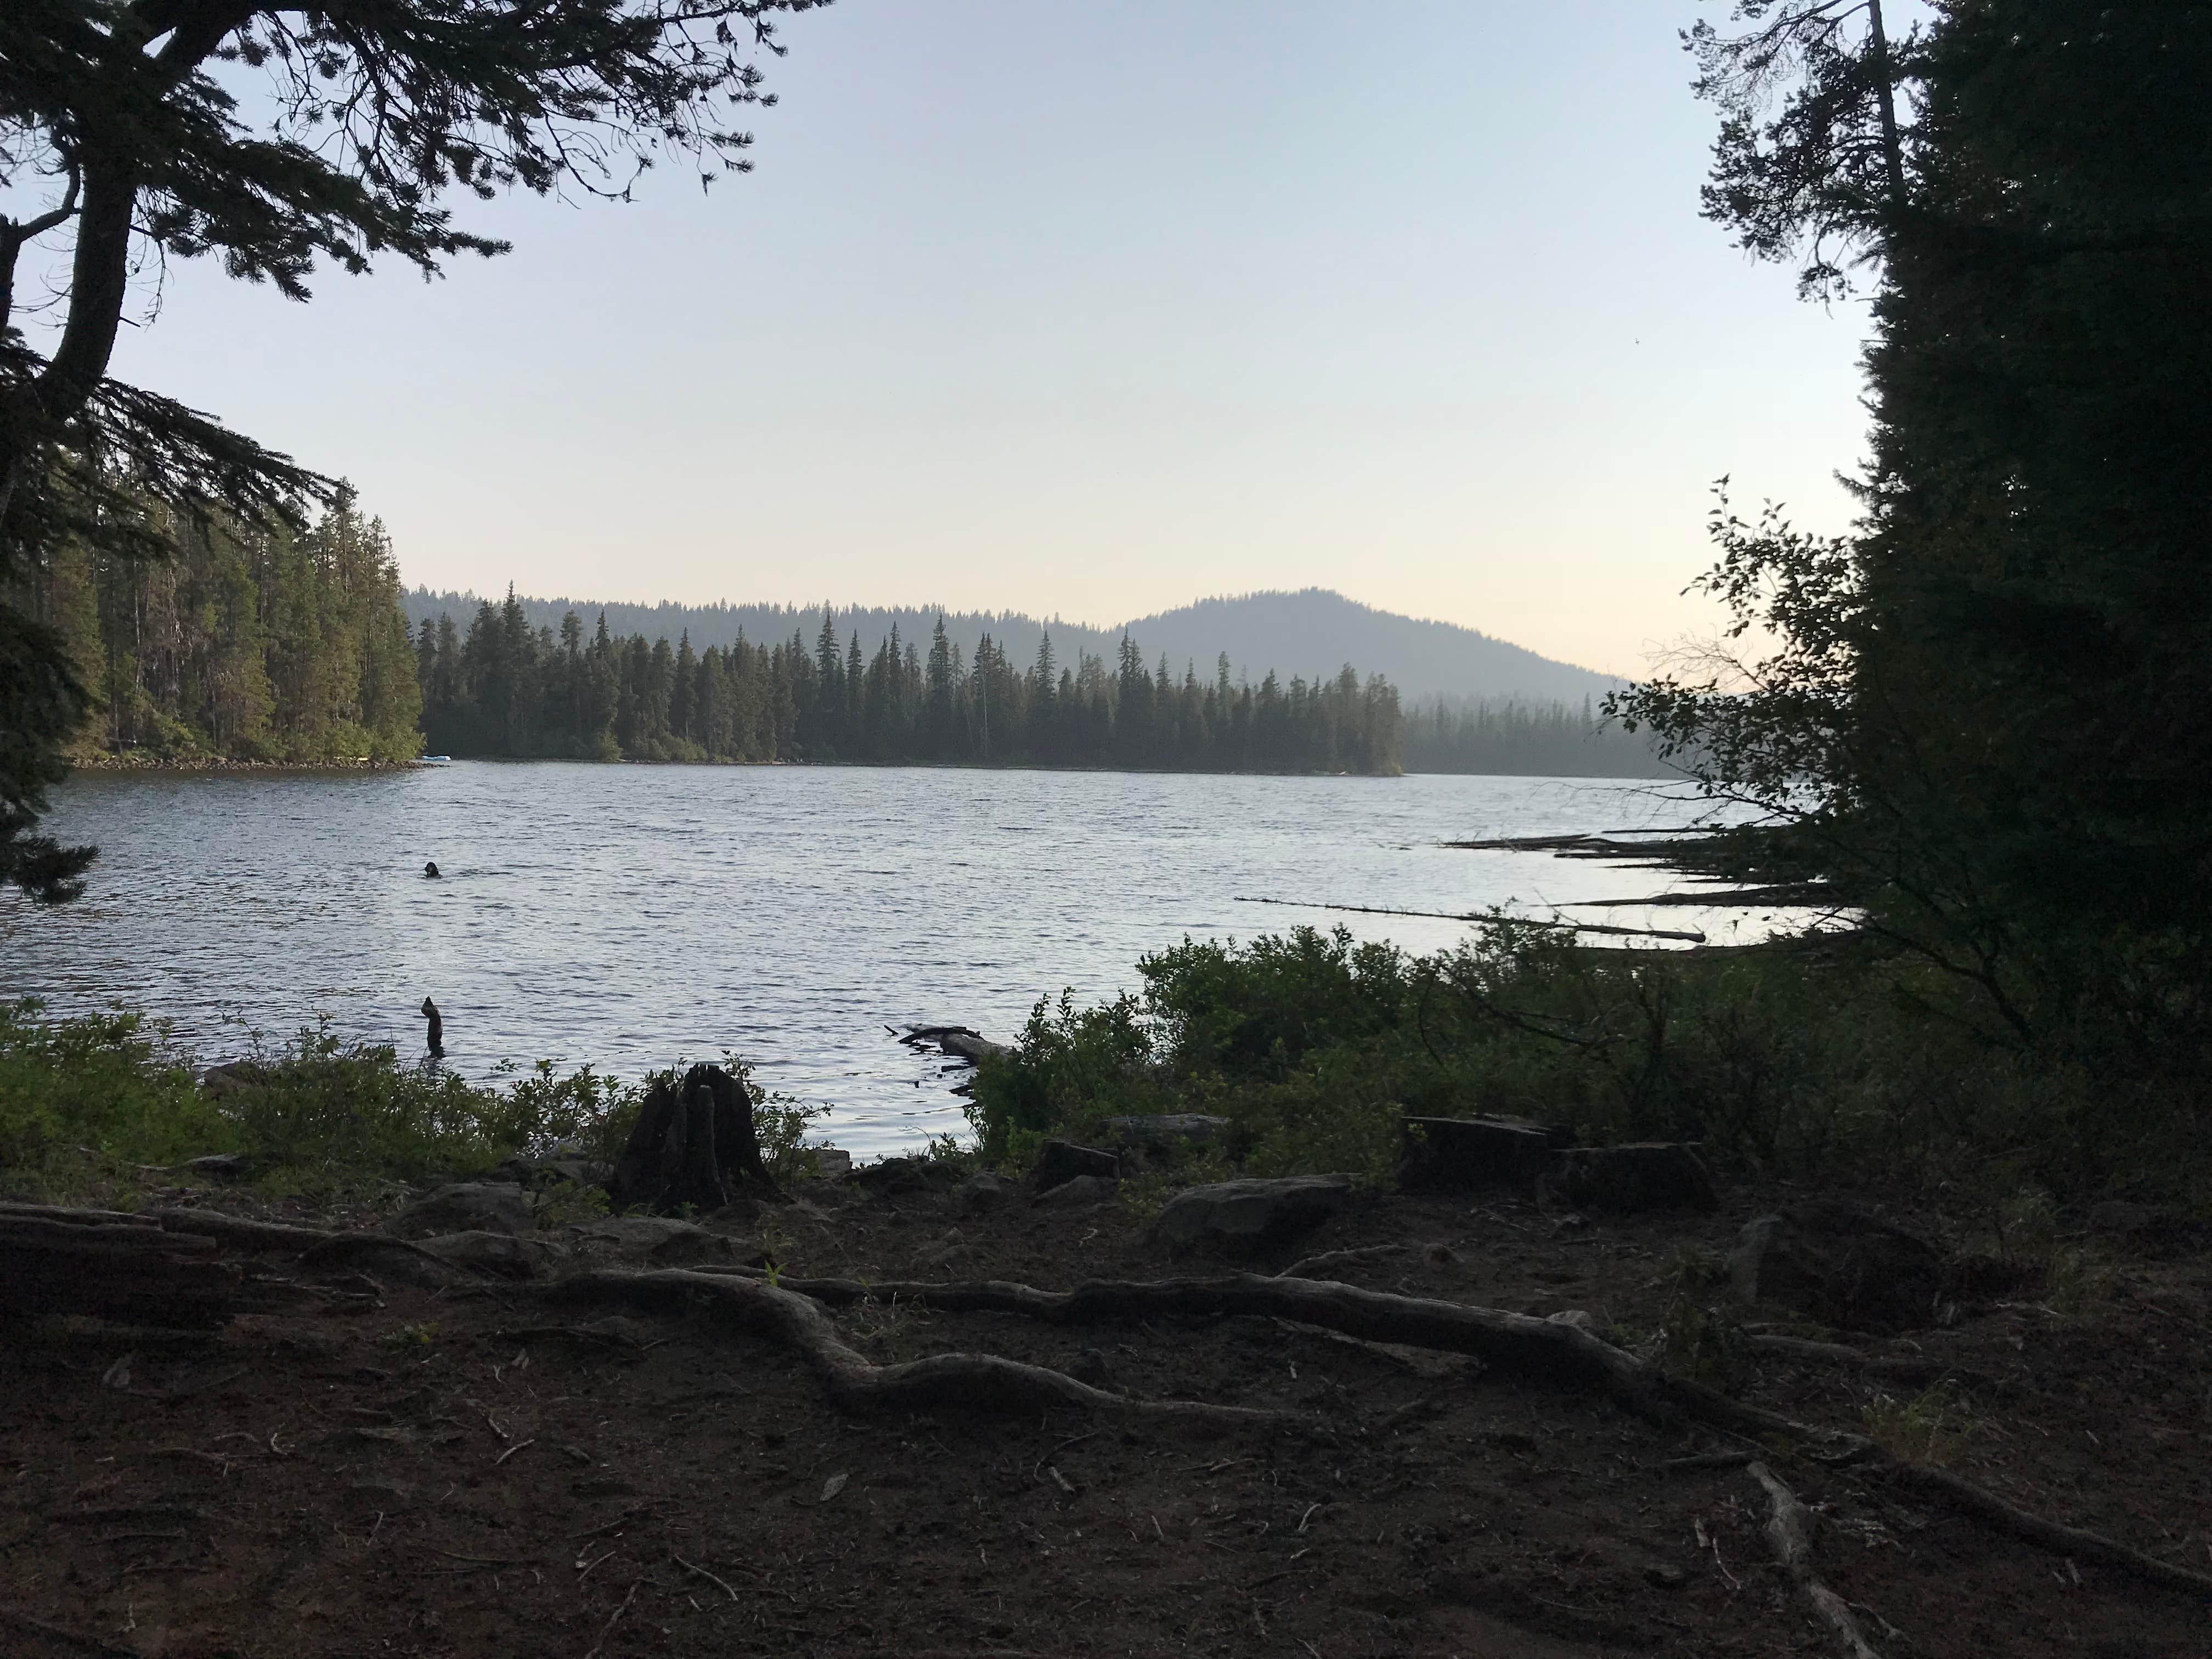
{"left": 1232, "top": 896, "right": 1707, "bottom": 944}
{"left": 898, "top": 1024, "right": 1011, "bottom": 1065}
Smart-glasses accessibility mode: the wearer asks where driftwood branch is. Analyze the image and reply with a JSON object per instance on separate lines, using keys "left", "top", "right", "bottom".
{"left": 1745, "top": 1460, "right": 1888, "bottom": 1659}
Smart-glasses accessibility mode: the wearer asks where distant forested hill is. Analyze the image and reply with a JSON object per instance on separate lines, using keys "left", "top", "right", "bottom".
{"left": 400, "top": 585, "right": 1615, "bottom": 705}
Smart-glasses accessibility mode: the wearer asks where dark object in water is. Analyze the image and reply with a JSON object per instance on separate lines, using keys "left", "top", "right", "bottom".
{"left": 421, "top": 996, "right": 444, "bottom": 1058}
{"left": 424, "top": 861, "right": 441, "bottom": 878}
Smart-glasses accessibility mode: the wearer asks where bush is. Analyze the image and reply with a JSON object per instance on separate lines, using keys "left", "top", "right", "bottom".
{"left": 966, "top": 924, "right": 2212, "bottom": 1204}
{"left": 0, "top": 1001, "right": 643, "bottom": 1201}
{"left": 0, "top": 1000, "right": 232, "bottom": 1195}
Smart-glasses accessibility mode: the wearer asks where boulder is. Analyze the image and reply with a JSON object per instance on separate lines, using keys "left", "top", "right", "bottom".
{"left": 1102, "top": 1115, "right": 1235, "bottom": 1150}
{"left": 1397, "top": 1115, "right": 1572, "bottom": 1193}
{"left": 575, "top": 1216, "right": 765, "bottom": 1267}
{"left": 1031, "top": 1139, "right": 1120, "bottom": 1189}
{"left": 1150, "top": 1175, "right": 1353, "bottom": 1260}
{"left": 849, "top": 1157, "right": 962, "bottom": 1199}
{"left": 416, "top": 1230, "right": 565, "bottom": 1280}
{"left": 1728, "top": 1202, "right": 1944, "bottom": 1332}
{"left": 1548, "top": 1143, "right": 1717, "bottom": 1214}
{"left": 199, "top": 1060, "right": 270, "bottom": 1099}
{"left": 1033, "top": 1174, "right": 1118, "bottom": 1209}
{"left": 389, "top": 1182, "right": 534, "bottom": 1239}
{"left": 494, "top": 1151, "right": 613, "bottom": 1189}
{"left": 811, "top": 1149, "right": 853, "bottom": 1181}
{"left": 956, "top": 1172, "right": 1013, "bottom": 1215}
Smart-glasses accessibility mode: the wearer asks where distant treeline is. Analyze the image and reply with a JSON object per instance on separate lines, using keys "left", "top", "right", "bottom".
{"left": 417, "top": 592, "right": 1403, "bottom": 774}
{"left": 1401, "top": 698, "right": 1671, "bottom": 779}
{"left": 8, "top": 493, "right": 423, "bottom": 764}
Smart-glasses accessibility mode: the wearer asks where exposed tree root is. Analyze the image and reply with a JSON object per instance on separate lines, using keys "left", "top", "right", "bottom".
{"left": 691, "top": 1263, "right": 2212, "bottom": 1596}
{"left": 10, "top": 1198, "right": 2204, "bottom": 1600}
{"left": 145, "top": 1207, "right": 342, "bottom": 1251}
{"left": 545, "top": 1268, "right": 1302, "bottom": 1430}
{"left": 1746, "top": 1461, "right": 1888, "bottom": 1659}
{"left": 1885, "top": 1463, "right": 2212, "bottom": 1599}
{"left": 690, "top": 1265, "right": 1835, "bottom": 1444}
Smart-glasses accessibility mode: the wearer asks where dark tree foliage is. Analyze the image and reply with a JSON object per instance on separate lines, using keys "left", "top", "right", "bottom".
{"left": 0, "top": 0, "right": 820, "bottom": 896}
{"left": 1627, "top": 1, "right": 2212, "bottom": 1040}
{"left": 1685, "top": 0, "right": 1921, "bottom": 299}
{"left": 417, "top": 604, "right": 1406, "bottom": 775}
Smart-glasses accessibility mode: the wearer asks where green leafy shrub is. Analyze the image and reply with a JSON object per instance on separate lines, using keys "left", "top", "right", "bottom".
{"left": 0, "top": 1000, "right": 232, "bottom": 1197}
{"left": 963, "top": 922, "right": 2212, "bottom": 1204}
{"left": 0, "top": 1001, "right": 643, "bottom": 1200}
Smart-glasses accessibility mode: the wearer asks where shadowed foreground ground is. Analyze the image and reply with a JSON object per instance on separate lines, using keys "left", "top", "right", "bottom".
{"left": 3, "top": 1174, "right": 2207, "bottom": 1658}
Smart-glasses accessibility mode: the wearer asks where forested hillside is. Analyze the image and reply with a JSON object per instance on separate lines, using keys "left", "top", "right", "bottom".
{"left": 5, "top": 493, "right": 422, "bottom": 765}
{"left": 402, "top": 585, "right": 1615, "bottom": 704}
{"left": 416, "top": 592, "right": 1403, "bottom": 774}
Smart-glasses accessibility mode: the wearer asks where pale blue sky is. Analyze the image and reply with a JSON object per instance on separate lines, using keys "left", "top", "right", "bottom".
{"left": 99, "top": 1, "right": 1871, "bottom": 675}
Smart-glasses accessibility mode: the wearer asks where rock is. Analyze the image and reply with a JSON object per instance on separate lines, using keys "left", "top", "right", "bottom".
{"left": 1065, "top": 1348, "right": 1114, "bottom": 1389}
{"left": 198, "top": 1060, "right": 270, "bottom": 1098}
{"left": 1728, "top": 1201, "right": 1944, "bottom": 1332}
{"left": 1031, "top": 1139, "right": 1120, "bottom": 1188}
{"left": 1545, "top": 1308, "right": 1602, "bottom": 1335}
{"left": 1102, "top": 1115, "right": 1234, "bottom": 1150}
{"left": 811, "top": 1149, "right": 853, "bottom": 1181}
{"left": 849, "top": 1157, "right": 962, "bottom": 1198}
{"left": 494, "top": 1152, "right": 614, "bottom": 1189}
{"left": 1033, "top": 1174, "right": 1117, "bottom": 1209}
{"left": 574, "top": 1216, "right": 765, "bottom": 1267}
{"left": 1548, "top": 1144, "right": 1717, "bottom": 1214}
{"left": 957, "top": 1172, "right": 1013, "bottom": 1214}
{"left": 389, "top": 1183, "right": 533, "bottom": 1239}
{"left": 1149, "top": 1175, "right": 1353, "bottom": 1260}
{"left": 1397, "top": 1115, "right": 1572, "bottom": 1193}
{"left": 416, "top": 1230, "right": 565, "bottom": 1279}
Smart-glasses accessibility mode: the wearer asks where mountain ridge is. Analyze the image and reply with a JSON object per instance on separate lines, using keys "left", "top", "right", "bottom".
{"left": 399, "top": 585, "right": 1617, "bottom": 704}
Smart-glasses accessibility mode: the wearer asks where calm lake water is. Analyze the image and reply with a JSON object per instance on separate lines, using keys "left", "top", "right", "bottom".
{"left": 2, "top": 764, "right": 1769, "bottom": 1155}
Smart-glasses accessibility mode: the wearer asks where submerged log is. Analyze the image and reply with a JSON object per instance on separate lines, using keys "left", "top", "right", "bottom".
{"left": 607, "top": 1062, "right": 786, "bottom": 1214}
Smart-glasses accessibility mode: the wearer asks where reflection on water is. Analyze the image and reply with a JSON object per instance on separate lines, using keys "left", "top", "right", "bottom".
{"left": 3, "top": 764, "right": 1753, "bottom": 1155}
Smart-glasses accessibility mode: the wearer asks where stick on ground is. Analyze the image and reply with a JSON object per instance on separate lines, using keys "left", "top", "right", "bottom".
{"left": 1746, "top": 1461, "right": 1888, "bottom": 1659}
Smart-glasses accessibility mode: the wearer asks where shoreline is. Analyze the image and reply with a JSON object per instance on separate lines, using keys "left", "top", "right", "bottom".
{"left": 66, "top": 753, "right": 426, "bottom": 776}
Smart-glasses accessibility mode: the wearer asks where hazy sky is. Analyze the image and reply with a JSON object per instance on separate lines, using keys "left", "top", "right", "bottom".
{"left": 95, "top": 1, "right": 1873, "bottom": 676}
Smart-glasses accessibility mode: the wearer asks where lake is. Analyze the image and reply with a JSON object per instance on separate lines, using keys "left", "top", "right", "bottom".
{"left": 1, "top": 764, "right": 1774, "bottom": 1155}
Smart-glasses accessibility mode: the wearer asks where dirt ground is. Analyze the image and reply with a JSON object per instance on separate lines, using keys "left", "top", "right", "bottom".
{"left": 4, "top": 1172, "right": 2210, "bottom": 1658}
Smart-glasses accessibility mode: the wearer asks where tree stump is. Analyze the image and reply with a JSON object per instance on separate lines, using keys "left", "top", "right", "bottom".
{"left": 607, "top": 1063, "right": 787, "bottom": 1213}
